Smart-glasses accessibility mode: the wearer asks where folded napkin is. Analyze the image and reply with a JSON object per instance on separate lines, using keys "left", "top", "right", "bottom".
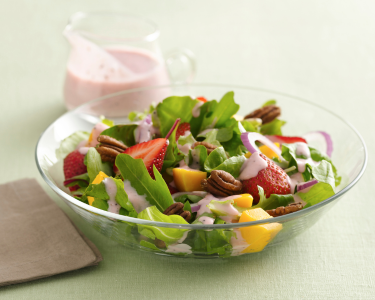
{"left": 0, "top": 178, "right": 102, "bottom": 287}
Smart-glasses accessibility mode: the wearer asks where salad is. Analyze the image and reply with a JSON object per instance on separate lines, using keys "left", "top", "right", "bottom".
{"left": 58, "top": 92, "right": 340, "bottom": 256}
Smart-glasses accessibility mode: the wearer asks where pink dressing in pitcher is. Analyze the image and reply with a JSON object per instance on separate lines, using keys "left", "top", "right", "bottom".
{"left": 63, "top": 33, "right": 171, "bottom": 110}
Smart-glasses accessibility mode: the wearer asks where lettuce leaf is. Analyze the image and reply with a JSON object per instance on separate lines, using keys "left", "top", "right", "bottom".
{"left": 204, "top": 147, "right": 227, "bottom": 171}
{"left": 56, "top": 131, "right": 90, "bottom": 159}
{"left": 260, "top": 119, "right": 286, "bottom": 135}
{"left": 100, "top": 124, "right": 138, "bottom": 147}
{"left": 86, "top": 148, "right": 113, "bottom": 183}
{"left": 156, "top": 96, "right": 198, "bottom": 137}
{"left": 197, "top": 128, "right": 233, "bottom": 142}
{"left": 309, "top": 147, "right": 341, "bottom": 186}
{"left": 115, "top": 154, "right": 174, "bottom": 212}
{"left": 250, "top": 186, "right": 294, "bottom": 211}
{"left": 137, "top": 206, "right": 189, "bottom": 245}
{"left": 203, "top": 147, "right": 245, "bottom": 177}
{"left": 262, "top": 100, "right": 277, "bottom": 107}
{"left": 297, "top": 182, "right": 335, "bottom": 208}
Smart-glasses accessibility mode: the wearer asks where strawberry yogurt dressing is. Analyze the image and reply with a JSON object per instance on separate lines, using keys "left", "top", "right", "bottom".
{"left": 64, "top": 32, "right": 171, "bottom": 111}
{"left": 103, "top": 177, "right": 121, "bottom": 214}
{"left": 123, "top": 180, "right": 150, "bottom": 213}
{"left": 238, "top": 152, "right": 268, "bottom": 180}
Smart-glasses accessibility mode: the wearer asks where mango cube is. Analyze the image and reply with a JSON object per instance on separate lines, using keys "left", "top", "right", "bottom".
{"left": 173, "top": 168, "right": 207, "bottom": 192}
{"left": 233, "top": 194, "right": 253, "bottom": 208}
{"left": 239, "top": 208, "right": 283, "bottom": 253}
{"left": 88, "top": 171, "right": 108, "bottom": 206}
{"left": 258, "top": 143, "right": 280, "bottom": 159}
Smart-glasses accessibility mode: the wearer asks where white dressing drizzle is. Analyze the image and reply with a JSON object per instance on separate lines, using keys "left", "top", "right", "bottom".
{"left": 238, "top": 152, "right": 268, "bottom": 180}
{"left": 123, "top": 180, "right": 150, "bottom": 213}
{"left": 103, "top": 177, "right": 121, "bottom": 214}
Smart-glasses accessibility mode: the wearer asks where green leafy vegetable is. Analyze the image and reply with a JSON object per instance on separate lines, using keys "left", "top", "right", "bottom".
{"left": 56, "top": 131, "right": 90, "bottom": 159}
{"left": 204, "top": 147, "right": 227, "bottom": 171}
{"left": 250, "top": 186, "right": 294, "bottom": 211}
{"left": 262, "top": 100, "right": 277, "bottom": 107}
{"left": 116, "top": 154, "right": 174, "bottom": 211}
{"left": 188, "top": 145, "right": 208, "bottom": 171}
{"left": 309, "top": 147, "right": 341, "bottom": 186}
{"left": 100, "top": 124, "right": 138, "bottom": 147}
{"left": 156, "top": 96, "right": 198, "bottom": 137}
{"left": 174, "top": 194, "right": 204, "bottom": 203}
{"left": 100, "top": 116, "right": 115, "bottom": 127}
{"left": 297, "top": 182, "right": 335, "bottom": 208}
{"left": 86, "top": 148, "right": 113, "bottom": 183}
{"left": 260, "top": 119, "right": 286, "bottom": 135}
{"left": 140, "top": 240, "right": 159, "bottom": 251}
{"left": 137, "top": 206, "right": 189, "bottom": 245}
{"left": 197, "top": 128, "right": 233, "bottom": 142}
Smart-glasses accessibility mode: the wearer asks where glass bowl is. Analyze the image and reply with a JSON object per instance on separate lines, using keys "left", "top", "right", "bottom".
{"left": 35, "top": 84, "right": 367, "bottom": 258}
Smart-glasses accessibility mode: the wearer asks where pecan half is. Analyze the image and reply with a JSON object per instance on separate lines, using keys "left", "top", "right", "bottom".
{"left": 245, "top": 105, "right": 281, "bottom": 124}
{"left": 201, "top": 170, "right": 242, "bottom": 197}
{"left": 192, "top": 141, "right": 217, "bottom": 154}
{"left": 96, "top": 135, "right": 128, "bottom": 163}
{"left": 163, "top": 202, "right": 191, "bottom": 223}
{"left": 266, "top": 202, "right": 303, "bottom": 217}
{"left": 154, "top": 238, "right": 166, "bottom": 248}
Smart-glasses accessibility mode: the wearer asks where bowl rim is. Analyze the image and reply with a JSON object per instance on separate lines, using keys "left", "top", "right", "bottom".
{"left": 35, "top": 83, "right": 368, "bottom": 229}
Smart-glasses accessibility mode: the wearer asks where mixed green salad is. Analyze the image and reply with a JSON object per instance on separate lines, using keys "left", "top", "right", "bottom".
{"left": 58, "top": 92, "right": 340, "bottom": 256}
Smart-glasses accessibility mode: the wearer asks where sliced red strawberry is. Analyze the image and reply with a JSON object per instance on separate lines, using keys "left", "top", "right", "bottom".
{"left": 123, "top": 138, "right": 168, "bottom": 178}
{"left": 196, "top": 96, "right": 208, "bottom": 103}
{"left": 120, "top": 118, "right": 181, "bottom": 178}
{"left": 241, "top": 153, "right": 290, "bottom": 204}
{"left": 63, "top": 150, "right": 87, "bottom": 191}
{"left": 176, "top": 122, "right": 191, "bottom": 141}
{"left": 270, "top": 135, "right": 307, "bottom": 144}
{"left": 167, "top": 184, "right": 179, "bottom": 195}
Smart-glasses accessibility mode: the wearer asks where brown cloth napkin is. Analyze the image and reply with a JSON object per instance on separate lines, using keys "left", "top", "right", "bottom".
{"left": 0, "top": 178, "right": 102, "bottom": 287}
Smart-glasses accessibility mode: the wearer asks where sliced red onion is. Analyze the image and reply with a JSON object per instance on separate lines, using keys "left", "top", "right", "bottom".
{"left": 240, "top": 132, "right": 282, "bottom": 158}
{"left": 303, "top": 131, "right": 333, "bottom": 157}
{"left": 165, "top": 118, "right": 181, "bottom": 139}
{"left": 297, "top": 179, "right": 318, "bottom": 192}
{"left": 191, "top": 204, "right": 201, "bottom": 213}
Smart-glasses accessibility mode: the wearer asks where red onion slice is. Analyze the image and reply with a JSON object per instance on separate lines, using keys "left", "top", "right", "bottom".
{"left": 303, "top": 131, "right": 333, "bottom": 157}
{"left": 191, "top": 204, "right": 201, "bottom": 213}
{"left": 240, "top": 132, "right": 282, "bottom": 158}
{"left": 297, "top": 179, "right": 318, "bottom": 192}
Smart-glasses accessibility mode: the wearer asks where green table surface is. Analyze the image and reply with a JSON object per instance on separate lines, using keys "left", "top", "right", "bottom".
{"left": 1, "top": 0, "right": 374, "bottom": 299}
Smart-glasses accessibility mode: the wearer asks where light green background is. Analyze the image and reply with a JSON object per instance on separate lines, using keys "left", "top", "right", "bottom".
{"left": 1, "top": 0, "right": 374, "bottom": 299}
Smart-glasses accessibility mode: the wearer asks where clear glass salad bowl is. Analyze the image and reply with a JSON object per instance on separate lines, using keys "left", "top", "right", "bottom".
{"left": 35, "top": 84, "right": 367, "bottom": 258}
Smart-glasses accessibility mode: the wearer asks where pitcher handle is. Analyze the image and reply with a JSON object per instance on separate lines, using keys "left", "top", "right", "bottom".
{"left": 165, "top": 48, "right": 196, "bottom": 84}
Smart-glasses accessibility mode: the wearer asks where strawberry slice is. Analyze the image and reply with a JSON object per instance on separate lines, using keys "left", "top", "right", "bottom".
{"left": 196, "top": 96, "right": 208, "bottom": 103}
{"left": 63, "top": 150, "right": 87, "bottom": 191}
{"left": 241, "top": 153, "right": 290, "bottom": 204}
{"left": 271, "top": 135, "right": 307, "bottom": 144}
{"left": 176, "top": 122, "right": 191, "bottom": 140}
{"left": 120, "top": 119, "right": 181, "bottom": 178}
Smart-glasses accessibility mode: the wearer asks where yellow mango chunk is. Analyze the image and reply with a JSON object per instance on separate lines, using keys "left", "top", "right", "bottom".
{"left": 233, "top": 194, "right": 253, "bottom": 208}
{"left": 245, "top": 152, "right": 252, "bottom": 158}
{"left": 239, "top": 208, "right": 283, "bottom": 253}
{"left": 173, "top": 168, "right": 207, "bottom": 192}
{"left": 258, "top": 142, "right": 280, "bottom": 159}
{"left": 88, "top": 171, "right": 109, "bottom": 206}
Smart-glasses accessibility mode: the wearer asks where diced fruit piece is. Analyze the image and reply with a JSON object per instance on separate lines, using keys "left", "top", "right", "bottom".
{"left": 239, "top": 208, "right": 283, "bottom": 253}
{"left": 233, "top": 194, "right": 253, "bottom": 208}
{"left": 245, "top": 142, "right": 280, "bottom": 159}
{"left": 173, "top": 168, "right": 207, "bottom": 192}
{"left": 241, "top": 153, "right": 290, "bottom": 204}
{"left": 122, "top": 138, "right": 168, "bottom": 179}
{"left": 258, "top": 143, "right": 280, "bottom": 159}
{"left": 176, "top": 122, "right": 191, "bottom": 141}
{"left": 87, "top": 171, "right": 109, "bottom": 206}
{"left": 196, "top": 96, "right": 208, "bottom": 103}
{"left": 63, "top": 150, "right": 87, "bottom": 192}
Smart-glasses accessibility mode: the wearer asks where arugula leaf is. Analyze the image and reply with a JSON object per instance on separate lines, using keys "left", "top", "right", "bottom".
{"left": 199, "top": 91, "right": 240, "bottom": 131}
{"left": 100, "top": 124, "right": 138, "bottom": 147}
{"left": 137, "top": 206, "right": 189, "bottom": 245}
{"left": 86, "top": 148, "right": 113, "bottom": 183}
{"left": 221, "top": 119, "right": 250, "bottom": 157}
{"left": 297, "top": 182, "right": 335, "bottom": 208}
{"left": 197, "top": 128, "right": 233, "bottom": 142}
{"left": 250, "top": 186, "right": 294, "bottom": 211}
{"left": 115, "top": 154, "right": 174, "bottom": 212}
{"left": 156, "top": 96, "right": 198, "bottom": 137}
{"left": 56, "top": 131, "right": 90, "bottom": 159}
{"left": 204, "top": 147, "right": 227, "bottom": 172}
{"left": 174, "top": 194, "right": 204, "bottom": 203}
{"left": 262, "top": 100, "right": 277, "bottom": 107}
{"left": 260, "top": 119, "right": 286, "bottom": 135}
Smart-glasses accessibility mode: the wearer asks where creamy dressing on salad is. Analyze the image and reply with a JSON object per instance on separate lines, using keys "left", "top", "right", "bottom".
{"left": 230, "top": 230, "right": 249, "bottom": 256}
{"left": 123, "top": 180, "right": 150, "bottom": 213}
{"left": 177, "top": 131, "right": 193, "bottom": 155}
{"left": 198, "top": 216, "right": 215, "bottom": 225}
{"left": 103, "top": 177, "right": 121, "bottom": 214}
{"left": 192, "top": 101, "right": 204, "bottom": 118}
{"left": 295, "top": 142, "right": 310, "bottom": 158}
{"left": 87, "top": 122, "right": 110, "bottom": 147}
{"left": 196, "top": 194, "right": 219, "bottom": 217}
{"left": 177, "top": 231, "right": 189, "bottom": 243}
{"left": 165, "top": 243, "right": 192, "bottom": 254}
{"left": 178, "top": 160, "right": 199, "bottom": 171}
{"left": 238, "top": 152, "right": 268, "bottom": 180}
{"left": 78, "top": 146, "right": 90, "bottom": 155}
{"left": 134, "top": 117, "right": 158, "bottom": 144}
